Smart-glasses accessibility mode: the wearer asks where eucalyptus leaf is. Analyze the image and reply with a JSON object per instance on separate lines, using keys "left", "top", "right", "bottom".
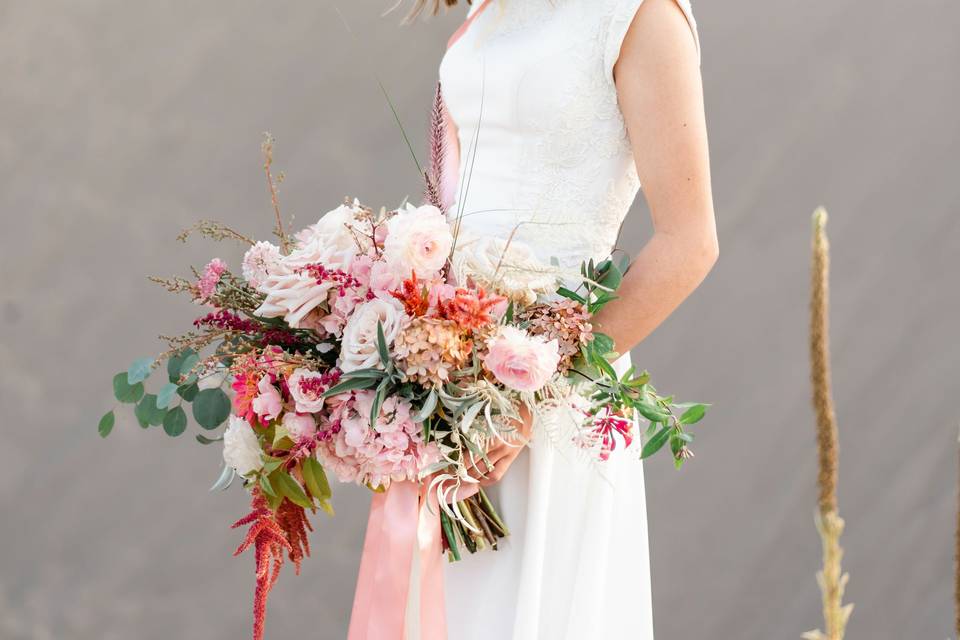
{"left": 196, "top": 433, "right": 223, "bottom": 445}
{"left": 156, "top": 383, "right": 179, "bottom": 409}
{"left": 177, "top": 382, "right": 199, "bottom": 402}
{"left": 135, "top": 394, "right": 166, "bottom": 427}
{"left": 127, "top": 357, "right": 155, "bottom": 385}
{"left": 162, "top": 406, "right": 188, "bottom": 437}
{"left": 98, "top": 410, "right": 115, "bottom": 438}
{"left": 113, "top": 373, "right": 144, "bottom": 404}
{"left": 192, "top": 388, "right": 231, "bottom": 430}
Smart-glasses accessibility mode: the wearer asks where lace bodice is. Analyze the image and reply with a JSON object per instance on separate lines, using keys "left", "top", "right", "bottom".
{"left": 439, "top": 0, "right": 699, "bottom": 269}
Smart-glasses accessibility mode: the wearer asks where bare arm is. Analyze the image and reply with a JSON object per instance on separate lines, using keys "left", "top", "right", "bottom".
{"left": 592, "top": 0, "right": 718, "bottom": 354}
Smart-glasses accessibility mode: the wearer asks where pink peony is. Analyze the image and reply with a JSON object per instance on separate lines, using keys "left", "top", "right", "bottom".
{"left": 198, "top": 258, "right": 227, "bottom": 300}
{"left": 483, "top": 326, "right": 561, "bottom": 393}
{"left": 251, "top": 376, "right": 283, "bottom": 423}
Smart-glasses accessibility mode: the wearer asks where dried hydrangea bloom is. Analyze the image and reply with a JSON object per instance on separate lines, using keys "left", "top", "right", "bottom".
{"left": 518, "top": 298, "right": 593, "bottom": 374}
{"left": 393, "top": 317, "right": 472, "bottom": 386}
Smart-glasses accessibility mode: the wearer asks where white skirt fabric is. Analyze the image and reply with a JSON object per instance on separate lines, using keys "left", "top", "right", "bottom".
{"left": 439, "top": 355, "right": 654, "bottom": 640}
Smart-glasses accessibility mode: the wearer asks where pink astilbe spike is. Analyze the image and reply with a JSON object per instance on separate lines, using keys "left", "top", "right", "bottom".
{"left": 424, "top": 82, "right": 447, "bottom": 210}
{"left": 232, "top": 489, "right": 293, "bottom": 640}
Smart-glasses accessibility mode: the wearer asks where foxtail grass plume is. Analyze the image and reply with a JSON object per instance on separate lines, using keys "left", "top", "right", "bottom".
{"left": 802, "top": 207, "right": 853, "bottom": 640}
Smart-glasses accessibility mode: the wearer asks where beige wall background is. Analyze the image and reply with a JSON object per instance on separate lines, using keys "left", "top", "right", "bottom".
{"left": 1, "top": 1, "right": 958, "bottom": 638}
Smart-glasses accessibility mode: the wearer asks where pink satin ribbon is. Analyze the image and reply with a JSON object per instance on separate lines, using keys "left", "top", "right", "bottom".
{"left": 349, "top": 4, "right": 501, "bottom": 637}
{"left": 347, "top": 481, "right": 447, "bottom": 640}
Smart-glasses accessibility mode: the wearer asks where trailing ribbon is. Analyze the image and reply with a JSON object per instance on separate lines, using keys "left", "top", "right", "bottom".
{"left": 347, "top": 481, "right": 447, "bottom": 640}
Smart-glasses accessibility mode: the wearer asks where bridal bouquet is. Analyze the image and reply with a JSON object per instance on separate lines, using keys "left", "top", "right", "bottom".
{"left": 98, "top": 136, "right": 707, "bottom": 639}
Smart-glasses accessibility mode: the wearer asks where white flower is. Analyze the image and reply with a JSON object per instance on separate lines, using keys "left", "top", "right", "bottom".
{"left": 295, "top": 200, "right": 371, "bottom": 255}
{"left": 451, "top": 234, "right": 559, "bottom": 305}
{"left": 222, "top": 415, "right": 264, "bottom": 477}
{"left": 383, "top": 204, "right": 453, "bottom": 280}
{"left": 241, "top": 241, "right": 282, "bottom": 289}
{"left": 339, "top": 296, "right": 408, "bottom": 372}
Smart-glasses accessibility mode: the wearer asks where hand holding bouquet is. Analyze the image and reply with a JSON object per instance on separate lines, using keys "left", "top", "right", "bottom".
{"left": 98, "top": 138, "right": 707, "bottom": 639}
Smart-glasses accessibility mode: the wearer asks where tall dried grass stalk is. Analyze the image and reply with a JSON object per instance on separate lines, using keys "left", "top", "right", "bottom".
{"left": 802, "top": 208, "right": 853, "bottom": 640}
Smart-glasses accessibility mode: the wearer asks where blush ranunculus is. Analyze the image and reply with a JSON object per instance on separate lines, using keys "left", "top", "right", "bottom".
{"left": 482, "top": 326, "right": 561, "bottom": 393}
{"left": 281, "top": 412, "right": 317, "bottom": 442}
{"left": 383, "top": 204, "right": 453, "bottom": 280}
{"left": 251, "top": 376, "right": 283, "bottom": 423}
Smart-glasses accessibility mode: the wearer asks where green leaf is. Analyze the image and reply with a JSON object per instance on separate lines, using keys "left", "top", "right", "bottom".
{"left": 322, "top": 376, "right": 379, "bottom": 398}
{"left": 376, "top": 320, "right": 391, "bottom": 369}
{"left": 370, "top": 382, "right": 388, "bottom": 428}
{"left": 636, "top": 400, "right": 671, "bottom": 423}
{"left": 678, "top": 403, "right": 708, "bottom": 425}
{"left": 413, "top": 389, "right": 438, "bottom": 423}
{"left": 596, "top": 259, "right": 623, "bottom": 291}
{"left": 177, "top": 382, "right": 199, "bottom": 402}
{"left": 556, "top": 286, "right": 586, "bottom": 304}
{"left": 209, "top": 464, "right": 235, "bottom": 492}
{"left": 259, "top": 474, "right": 277, "bottom": 497}
{"left": 641, "top": 427, "right": 672, "bottom": 459}
{"left": 163, "top": 406, "right": 188, "bottom": 437}
{"left": 127, "top": 357, "right": 155, "bottom": 385}
{"left": 302, "top": 456, "right": 333, "bottom": 502}
{"left": 196, "top": 433, "right": 223, "bottom": 445}
{"left": 98, "top": 410, "right": 115, "bottom": 438}
{"left": 505, "top": 300, "right": 515, "bottom": 323}
{"left": 135, "top": 394, "right": 166, "bottom": 427}
{"left": 192, "top": 388, "right": 231, "bottom": 430}
{"left": 273, "top": 471, "right": 313, "bottom": 509}
{"left": 590, "top": 333, "right": 615, "bottom": 357}
{"left": 157, "top": 382, "right": 179, "bottom": 409}
{"left": 340, "top": 368, "right": 388, "bottom": 380}
{"left": 113, "top": 372, "right": 144, "bottom": 404}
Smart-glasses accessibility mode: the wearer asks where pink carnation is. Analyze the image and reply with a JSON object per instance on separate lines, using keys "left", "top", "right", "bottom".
{"left": 198, "top": 258, "right": 227, "bottom": 300}
{"left": 483, "top": 326, "right": 561, "bottom": 393}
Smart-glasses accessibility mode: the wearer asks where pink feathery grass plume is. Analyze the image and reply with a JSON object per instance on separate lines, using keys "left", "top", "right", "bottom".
{"left": 424, "top": 83, "right": 460, "bottom": 212}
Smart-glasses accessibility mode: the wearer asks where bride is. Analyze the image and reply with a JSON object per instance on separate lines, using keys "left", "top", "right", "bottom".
{"left": 376, "top": 0, "right": 716, "bottom": 638}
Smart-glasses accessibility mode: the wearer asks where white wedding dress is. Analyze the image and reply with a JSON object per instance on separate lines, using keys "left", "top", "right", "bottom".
{"left": 427, "top": 1, "right": 700, "bottom": 638}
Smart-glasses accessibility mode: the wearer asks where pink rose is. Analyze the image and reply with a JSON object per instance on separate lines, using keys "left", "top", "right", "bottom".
{"left": 383, "top": 204, "right": 453, "bottom": 280}
{"left": 281, "top": 412, "right": 317, "bottom": 442}
{"left": 251, "top": 376, "right": 283, "bottom": 423}
{"left": 483, "top": 326, "right": 561, "bottom": 392}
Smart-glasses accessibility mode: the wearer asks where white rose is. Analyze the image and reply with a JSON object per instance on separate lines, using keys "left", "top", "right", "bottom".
{"left": 339, "top": 296, "right": 408, "bottom": 372}
{"left": 222, "top": 415, "right": 264, "bottom": 477}
{"left": 295, "top": 200, "right": 371, "bottom": 255}
{"left": 451, "top": 234, "right": 559, "bottom": 305}
{"left": 383, "top": 204, "right": 453, "bottom": 279}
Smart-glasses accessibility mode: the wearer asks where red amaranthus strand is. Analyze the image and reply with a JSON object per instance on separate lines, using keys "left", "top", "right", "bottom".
{"left": 276, "top": 498, "right": 313, "bottom": 574}
{"left": 232, "top": 489, "right": 293, "bottom": 640}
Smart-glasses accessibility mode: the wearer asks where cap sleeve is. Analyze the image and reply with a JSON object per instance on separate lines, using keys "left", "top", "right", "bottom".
{"left": 603, "top": 0, "right": 701, "bottom": 81}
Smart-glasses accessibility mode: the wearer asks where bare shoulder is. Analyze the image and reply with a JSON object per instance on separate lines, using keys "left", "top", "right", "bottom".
{"left": 616, "top": 0, "right": 700, "bottom": 75}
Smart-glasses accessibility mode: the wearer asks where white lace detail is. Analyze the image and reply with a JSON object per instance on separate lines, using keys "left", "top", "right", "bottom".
{"left": 440, "top": 0, "right": 699, "bottom": 271}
